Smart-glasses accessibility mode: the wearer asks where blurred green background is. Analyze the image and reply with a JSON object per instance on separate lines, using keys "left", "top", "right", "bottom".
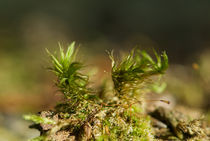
{"left": 0, "top": 0, "right": 210, "bottom": 140}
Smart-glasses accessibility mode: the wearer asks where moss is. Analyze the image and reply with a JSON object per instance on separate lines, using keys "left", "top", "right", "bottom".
{"left": 25, "top": 42, "right": 168, "bottom": 141}
{"left": 97, "top": 110, "right": 154, "bottom": 141}
{"left": 23, "top": 114, "right": 56, "bottom": 124}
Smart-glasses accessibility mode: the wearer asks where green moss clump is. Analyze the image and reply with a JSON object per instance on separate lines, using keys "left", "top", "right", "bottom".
{"left": 24, "top": 43, "right": 168, "bottom": 141}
